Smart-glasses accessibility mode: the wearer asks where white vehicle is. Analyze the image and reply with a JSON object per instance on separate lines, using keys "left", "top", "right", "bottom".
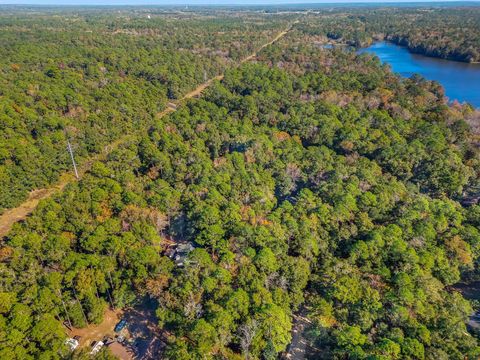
{"left": 65, "top": 338, "right": 79, "bottom": 352}
{"left": 90, "top": 341, "right": 104, "bottom": 355}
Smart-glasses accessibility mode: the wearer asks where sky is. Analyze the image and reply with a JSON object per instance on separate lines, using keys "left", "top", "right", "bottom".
{"left": 1, "top": 0, "right": 478, "bottom": 5}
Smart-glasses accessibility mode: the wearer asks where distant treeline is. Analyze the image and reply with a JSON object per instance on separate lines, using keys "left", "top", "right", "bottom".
{"left": 297, "top": 7, "right": 480, "bottom": 63}
{"left": 1, "top": 6, "right": 480, "bottom": 360}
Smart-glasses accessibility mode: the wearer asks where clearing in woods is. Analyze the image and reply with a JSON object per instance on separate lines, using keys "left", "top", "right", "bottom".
{"left": 0, "top": 24, "right": 293, "bottom": 239}
{"left": 68, "top": 299, "right": 164, "bottom": 359}
{"left": 68, "top": 308, "right": 123, "bottom": 348}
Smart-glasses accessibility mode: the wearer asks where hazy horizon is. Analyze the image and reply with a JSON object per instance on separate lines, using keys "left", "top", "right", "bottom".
{"left": 1, "top": 0, "right": 480, "bottom": 6}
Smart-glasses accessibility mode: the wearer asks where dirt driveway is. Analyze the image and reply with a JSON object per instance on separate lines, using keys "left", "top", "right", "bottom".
{"left": 68, "top": 298, "right": 165, "bottom": 359}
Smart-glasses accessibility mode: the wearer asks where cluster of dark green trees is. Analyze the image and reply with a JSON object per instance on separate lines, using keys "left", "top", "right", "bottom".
{"left": 297, "top": 7, "right": 480, "bottom": 62}
{"left": 1, "top": 29, "right": 480, "bottom": 360}
{"left": 1, "top": 5, "right": 480, "bottom": 360}
{"left": 0, "top": 8, "right": 291, "bottom": 212}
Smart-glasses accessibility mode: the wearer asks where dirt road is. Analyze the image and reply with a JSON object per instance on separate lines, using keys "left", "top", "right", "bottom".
{"left": 0, "top": 24, "right": 292, "bottom": 239}
{"left": 0, "top": 135, "right": 135, "bottom": 238}
{"left": 0, "top": 180, "right": 69, "bottom": 238}
{"left": 241, "top": 28, "right": 290, "bottom": 63}
{"left": 284, "top": 308, "right": 311, "bottom": 360}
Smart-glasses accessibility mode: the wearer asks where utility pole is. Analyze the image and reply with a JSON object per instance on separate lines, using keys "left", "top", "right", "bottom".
{"left": 67, "top": 137, "right": 79, "bottom": 179}
{"left": 72, "top": 287, "right": 88, "bottom": 325}
{"left": 107, "top": 270, "right": 115, "bottom": 309}
{"left": 58, "top": 290, "right": 73, "bottom": 329}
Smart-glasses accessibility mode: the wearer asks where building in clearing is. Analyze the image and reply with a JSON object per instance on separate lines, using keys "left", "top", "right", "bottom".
{"left": 167, "top": 242, "right": 194, "bottom": 267}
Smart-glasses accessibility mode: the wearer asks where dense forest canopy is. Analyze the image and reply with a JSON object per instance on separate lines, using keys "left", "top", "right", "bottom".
{"left": 1, "top": 4, "right": 480, "bottom": 360}
{"left": 0, "top": 8, "right": 291, "bottom": 212}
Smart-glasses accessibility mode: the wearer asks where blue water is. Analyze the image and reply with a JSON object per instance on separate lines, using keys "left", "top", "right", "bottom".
{"left": 358, "top": 42, "right": 480, "bottom": 108}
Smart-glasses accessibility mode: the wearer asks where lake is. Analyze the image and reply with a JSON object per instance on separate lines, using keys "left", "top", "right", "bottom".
{"left": 358, "top": 41, "right": 480, "bottom": 108}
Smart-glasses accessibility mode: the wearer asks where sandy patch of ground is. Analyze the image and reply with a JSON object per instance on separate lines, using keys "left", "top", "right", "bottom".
{"left": 68, "top": 308, "right": 124, "bottom": 347}
{"left": 67, "top": 299, "right": 165, "bottom": 359}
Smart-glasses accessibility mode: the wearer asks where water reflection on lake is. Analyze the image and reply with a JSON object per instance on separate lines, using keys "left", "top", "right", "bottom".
{"left": 358, "top": 41, "right": 480, "bottom": 108}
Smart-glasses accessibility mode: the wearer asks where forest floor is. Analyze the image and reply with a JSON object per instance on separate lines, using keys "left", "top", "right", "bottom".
{"left": 451, "top": 281, "right": 480, "bottom": 300}
{"left": 451, "top": 281, "right": 480, "bottom": 331}
{"left": 0, "top": 23, "right": 293, "bottom": 240}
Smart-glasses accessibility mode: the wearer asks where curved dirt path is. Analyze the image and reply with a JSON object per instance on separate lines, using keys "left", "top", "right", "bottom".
{"left": 0, "top": 24, "right": 293, "bottom": 239}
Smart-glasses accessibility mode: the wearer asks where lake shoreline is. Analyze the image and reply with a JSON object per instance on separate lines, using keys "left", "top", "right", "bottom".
{"left": 386, "top": 36, "right": 479, "bottom": 64}
{"left": 358, "top": 41, "right": 480, "bottom": 108}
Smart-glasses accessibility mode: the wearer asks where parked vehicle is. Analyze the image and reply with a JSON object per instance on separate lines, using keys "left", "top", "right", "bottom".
{"left": 64, "top": 338, "right": 79, "bottom": 352}
{"left": 114, "top": 319, "right": 128, "bottom": 333}
{"left": 90, "top": 341, "right": 104, "bottom": 355}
